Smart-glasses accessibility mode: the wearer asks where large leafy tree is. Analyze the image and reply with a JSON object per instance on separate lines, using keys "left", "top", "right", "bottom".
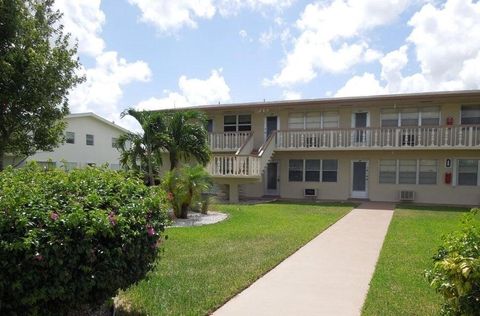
{"left": 0, "top": 0, "right": 84, "bottom": 170}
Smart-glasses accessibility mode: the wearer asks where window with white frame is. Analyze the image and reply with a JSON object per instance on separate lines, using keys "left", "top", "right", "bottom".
{"left": 288, "top": 112, "right": 339, "bottom": 129}
{"left": 399, "top": 159, "right": 417, "bottom": 184}
{"left": 66, "top": 132, "right": 75, "bottom": 144}
{"left": 421, "top": 107, "right": 440, "bottom": 126}
{"left": 461, "top": 105, "right": 480, "bottom": 125}
{"left": 400, "top": 109, "right": 419, "bottom": 127}
{"left": 419, "top": 160, "right": 437, "bottom": 184}
{"left": 223, "top": 114, "right": 251, "bottom": 132}
{"left": 305, "top": 160, "right": 320, "bottom": 181}
{"left": 322, "top": 160, "right": 338, "bottom": 182}
{"left": 379, "top": 160, "right": 396, "bottom": 184}
{"left": 457, "top": 159, "right": 479, "bottom": 186}
{"left": 288, "top": 160, "right": 303, "bottom": 182}
{"left": 380, "top": 110, "right": 398, "bottom": 127}
{"left": 379, "top": 159, "right": 438, "bottom": 185}
{"left": 86, "top": 134, "right": 94, "bottom": 146}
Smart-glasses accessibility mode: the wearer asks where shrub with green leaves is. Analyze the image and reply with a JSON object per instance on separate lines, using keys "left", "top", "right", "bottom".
{"left": 426, "top": 208, "right": 480, "bottom": 315}
{"left": 0, "top": 163, "right": 168, "bottom": 315}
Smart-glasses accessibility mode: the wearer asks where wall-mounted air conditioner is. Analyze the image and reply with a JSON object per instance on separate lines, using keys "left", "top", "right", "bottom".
{"left": 304, "top": 188, "right": 318, "bottom": 197}
{"left": 399, "top": 190, "right": 415, "bottom": 201}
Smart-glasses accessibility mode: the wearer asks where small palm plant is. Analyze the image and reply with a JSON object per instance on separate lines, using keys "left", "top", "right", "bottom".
{"left": 163, "top": 165, "right": 212, "bottom": 219}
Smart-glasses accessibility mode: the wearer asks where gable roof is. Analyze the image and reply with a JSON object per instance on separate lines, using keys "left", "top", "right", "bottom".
{"left": 67, "top": 112, "right": 131, "bottom": 134}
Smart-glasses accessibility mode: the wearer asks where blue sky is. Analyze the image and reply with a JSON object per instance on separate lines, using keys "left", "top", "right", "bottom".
{"left": 54, "top": 0, "right": 480, "bottom": 131}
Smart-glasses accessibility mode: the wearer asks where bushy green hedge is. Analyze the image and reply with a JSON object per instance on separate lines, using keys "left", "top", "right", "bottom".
{"left": 426, "top": 208, "right": 480, "bottom": 315}
{"left": 0, "top": 163, "right": 168, "bottom": 315}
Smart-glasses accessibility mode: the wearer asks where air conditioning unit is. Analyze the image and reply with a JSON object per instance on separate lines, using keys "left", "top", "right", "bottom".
{"left": 304, "top": 188, "right": 318, "bottom": 197}
{"left": 399, "top": 190, "right": 415, "bottom": 201}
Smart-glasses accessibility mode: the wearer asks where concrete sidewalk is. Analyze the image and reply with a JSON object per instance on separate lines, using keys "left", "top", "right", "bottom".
{"left": 213, "top": 202, "right": 394, "bottom": 316}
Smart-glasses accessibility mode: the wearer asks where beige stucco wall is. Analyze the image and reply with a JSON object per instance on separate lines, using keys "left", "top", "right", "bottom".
{"left": 239, "top": 150, "right": 480, "bottom": 206}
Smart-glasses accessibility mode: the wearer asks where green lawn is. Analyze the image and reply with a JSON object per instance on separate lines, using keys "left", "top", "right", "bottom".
{"left": 118, "top": 202, "right": 353, "bottom": 315}
{"left": 362, "top": 205, "right": 471, "bottom": 316}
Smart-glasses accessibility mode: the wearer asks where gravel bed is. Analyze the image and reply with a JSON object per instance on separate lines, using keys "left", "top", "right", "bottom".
{"left": 171, "top": 211, "right": 228, "bottom": 227}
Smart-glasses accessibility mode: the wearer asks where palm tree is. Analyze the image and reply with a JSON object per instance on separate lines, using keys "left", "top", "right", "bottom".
{"left": 163, "top": 110, "right": 211, "bottom": 170}
{"left": 116, "top": 110, "right": 167, "bottom": 185}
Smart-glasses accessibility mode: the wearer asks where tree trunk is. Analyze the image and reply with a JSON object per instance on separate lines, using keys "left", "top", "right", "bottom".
{"left": 0, "top": 152, "right": 3, "bottom": 171}
{"left": 146, "top": 147, "right": 154, "bottom": 186}
{"left": 169, "top": 151, "right": 177, "bottom": 171}
{"left": 180, "top": 203, "right": 189, "bottom": 219}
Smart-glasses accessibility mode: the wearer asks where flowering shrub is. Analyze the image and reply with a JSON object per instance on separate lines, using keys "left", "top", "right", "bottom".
{"left": 426, "top": 208, "right": 480, "bottom": 315}
{"left": 0, "top": 163, "right": 168, "bottom": 315}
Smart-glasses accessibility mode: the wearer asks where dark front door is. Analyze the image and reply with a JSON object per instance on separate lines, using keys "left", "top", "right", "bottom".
{"left": 354, "top": 112, "right": 368, "bottom": 143}
{"left": 266, "top": 162, "right": 279, "bottom": 195}
{"left": 352, "top": 161, "right": 368, "bottom": 198}
{"left": 266, "top": 116, "right": 278, "bottom": 138}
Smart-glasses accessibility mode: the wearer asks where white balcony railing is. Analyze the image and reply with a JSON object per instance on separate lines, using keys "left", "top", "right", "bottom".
{"left": 207, "top": 155, "right": 261, "bottom": 177}
{"left": 276, "top": 125, "right": 480, "bottom": 150}
{"left": 208, "top": 132, "right": 251, "bottom": 151}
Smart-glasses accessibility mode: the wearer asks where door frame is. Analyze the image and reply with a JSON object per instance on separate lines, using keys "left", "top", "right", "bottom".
{"left": 351, "top": 110, "right": 370, "bottom": 128}
{"left": 264, "top": 161, "right": 280, "bottom": 196}
{"left": 351, "top": 160, "right": 369, "bottom": 199}
{"left": 264, "top": 115, "right": 280, "bottom": 141}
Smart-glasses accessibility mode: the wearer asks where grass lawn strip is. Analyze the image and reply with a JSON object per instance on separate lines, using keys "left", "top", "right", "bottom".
{"left": 362, "top": 205, "right": 470, "bottom": 316}
{"left": 120, "top": 202, "right": 354, "bottom": 315}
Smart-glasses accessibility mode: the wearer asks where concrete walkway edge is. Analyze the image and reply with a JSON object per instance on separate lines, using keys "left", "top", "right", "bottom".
{"left": 213, "top": 202, "right": 394, "bottom": 316}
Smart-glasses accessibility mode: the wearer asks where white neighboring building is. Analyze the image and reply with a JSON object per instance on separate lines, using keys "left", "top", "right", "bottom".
{"left": 5, "top": 112, "right": 130, "bottom": 170}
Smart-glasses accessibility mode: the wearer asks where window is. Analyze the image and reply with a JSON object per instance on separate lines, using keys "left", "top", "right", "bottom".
{"left": 322, "top": 160, "right": 338, "bottom": 182}
{"left": 206, "top": 119, "right": 213, "bottom": 132}
{"left": 305, "top": 160, "right": 320, "bottom": 181}
{"left": 288, "top": 112, "right": 339, "bottom": 129}
{"left": 457, "top": 159, "right": 479, "bottom": 186}
{"left": 421, "top": 107, "right": 440, "bottom": 126}
{"left": 461, "top": 105, "right": 480, "bottom": 125}
{"left": 399, "top": 160, "right": 417, "bottom": 184}
{"left": 66, "top": 132, "right": 75, "bottom": 144}
{"left": 110, "top": 163, "right": 121, "bottom": 170}
{"left": 223, "top": 115, "right": 251, "bottom": 132}
{"left": 62, "top": 162, "right": 77, "bottom": 171}
{"left": 381, "top": 110, "right": 398, "bottom": 127}
{"left": 289, "top": 160, "right": 303, "bottom": 182}
{"left": 37, "top": 161, "right": 56, "bottom": 170}
{"left": 112, "top": 137, "right": 118, "bottom": 148}
{"left": 86, "top": 134, "right": 94, "bottom": 146}
{"left": 379, "top": 160, "right": 396, "bottom": 184}
{"left": 288, "top": 113, "right": 304, "bottom": 129}
{"left": 305, "top": 112, "right": 321, "bottom": 129}
{"left": 419, "top": 160, "right": 437, "bottom": 184}
{"left": 400, "top": 109, "right": 418, "bottom": 126}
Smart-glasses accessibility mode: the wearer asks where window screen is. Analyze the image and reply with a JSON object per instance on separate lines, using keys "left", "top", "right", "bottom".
{"left": 305, "top": 159, "right": 320, "bottom": 181}
{"left": 322, "top": 159, "right": 338, "bottom": 182}
{"left": 379, "top": 160, "right": 396, "bottom": 184}
{"left": 458, "top": 159, "right": 478, "bottom": 186}
{"left": 288, "top": 160, "right": 304, "bottom": 182}
{"left": 399, "top": 159, "right": 417, "bottom": 184}
{"left": 419, "top": 160, "right": 437, "bottom": 184}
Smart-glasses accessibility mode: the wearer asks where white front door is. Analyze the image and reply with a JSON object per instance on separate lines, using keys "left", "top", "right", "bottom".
{"left": 351, "top": 160, "right": 369, "bottom": 198}
{"left": 265, "top": 162, "right": 280, "bottom": 195}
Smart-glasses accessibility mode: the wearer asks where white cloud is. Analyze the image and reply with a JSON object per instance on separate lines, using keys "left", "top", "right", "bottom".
{"left": 266, "top": 0, "right": 410, "bottom": 87}
{"left": 259, "top": 28, "right": 275, "bottom": 46}
{"left": 335, "top": 0, "right": 480, "bottom": 97}
{"left": 239, "top": 29, "right": 248, "bottom": 38}
{"left": 128, "top": 0, "right": 295, "bottom": 32}
{"left": 136, "top": 69, "right": 231, "bottom": 110}
{"left": 54, "top": 0, "right": 105, "bottom": 57}
{"left": 128, "top": 0, "right": 216, "bottom": 33}
{"left": 55, "top": 0, "right": 153, "bottom": 132}
{"left": 282, "top": 90, "right": 302, "bottom": 100}
{"left": 335, "top": 73, "right": 386, "bottom": 97}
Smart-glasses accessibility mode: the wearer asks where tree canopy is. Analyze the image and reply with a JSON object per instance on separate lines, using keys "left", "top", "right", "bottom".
{"left": 0, "top": 0, "right": 84, "bottom": 170}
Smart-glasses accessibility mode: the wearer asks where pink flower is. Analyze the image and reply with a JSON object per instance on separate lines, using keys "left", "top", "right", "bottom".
{"left": 50, "top": 212, "right": 59, "bottom": 221}
{"left": 108, "top": 211, "right": 117, "bottom": 226}
{"left": 147, "top": 226, "right": 155, "bottom": 236}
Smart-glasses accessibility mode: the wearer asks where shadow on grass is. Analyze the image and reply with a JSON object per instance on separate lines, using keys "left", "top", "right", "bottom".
{"left": 395, "top": 203, "right": 472, "bottom": 213}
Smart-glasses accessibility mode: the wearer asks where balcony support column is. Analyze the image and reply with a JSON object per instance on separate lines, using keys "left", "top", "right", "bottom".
{"left": 229, "top": 183, "right": 239, "bottom": 203}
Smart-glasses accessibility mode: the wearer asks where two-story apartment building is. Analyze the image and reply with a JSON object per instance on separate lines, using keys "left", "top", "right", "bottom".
{"left": 184, "top": 90, "right": 480, "bottom": 206}
{"left": 3, "top": 112, "right": 129, "bottom": 170}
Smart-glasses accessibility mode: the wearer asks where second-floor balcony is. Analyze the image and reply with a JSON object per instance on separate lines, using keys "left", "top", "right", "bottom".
{"left": 276, "top": 125, "right": 480, "bottom": 150}
{"left": 208, "top": 132, "right": 251, "bottom": 151}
